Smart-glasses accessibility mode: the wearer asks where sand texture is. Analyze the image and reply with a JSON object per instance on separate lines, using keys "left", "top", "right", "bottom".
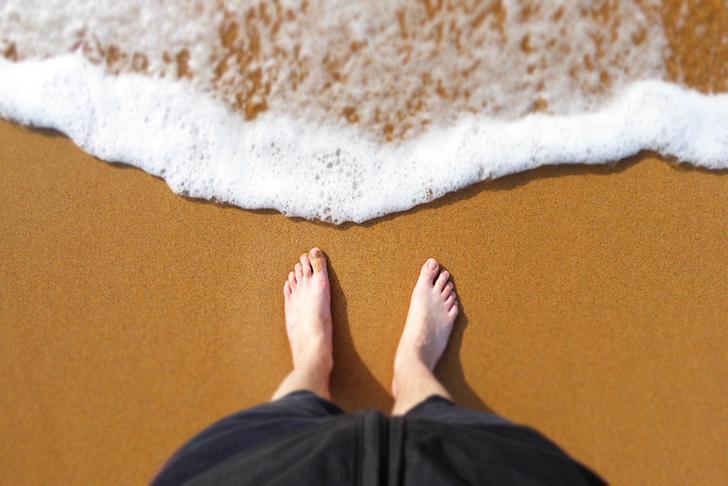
{"left": 1, "top": 119, "right": 727, "bottom": 484}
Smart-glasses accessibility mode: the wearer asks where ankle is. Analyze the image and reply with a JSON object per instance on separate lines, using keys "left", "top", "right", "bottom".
{"left": 294, "top": 350, "right": 333, "bottom": 378}
{"left": 293, "top": 330, "right": 332, "bottom": 365}
{"left": 393, "top": 348, "right": 427, "bottom": 377}
{"left": 392, "top": 354, "right": 429, "bottom": 398}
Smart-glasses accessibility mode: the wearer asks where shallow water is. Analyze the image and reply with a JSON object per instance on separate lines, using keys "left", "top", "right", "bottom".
{"left": 1, "top": 0, "right": 727, "bottom": 222}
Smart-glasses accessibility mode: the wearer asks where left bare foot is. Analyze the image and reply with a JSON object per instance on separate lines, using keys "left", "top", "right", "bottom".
{"left": 283, "top": 248, "right": 333, "bottom": 377}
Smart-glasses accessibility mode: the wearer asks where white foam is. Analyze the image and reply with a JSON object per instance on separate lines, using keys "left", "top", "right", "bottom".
{"left": 1, "top": 0, "right": 669, "bottom": 138}
{"left": 1, "top": 54, "right": 726, "bottom": 223}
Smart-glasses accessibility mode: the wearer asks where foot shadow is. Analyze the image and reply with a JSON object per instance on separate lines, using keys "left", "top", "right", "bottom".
{"left": 327, "top": 262, "right": 392, "bottom": 413}
{"left": 435, "top": 301, "right": 495, "bottom": 414}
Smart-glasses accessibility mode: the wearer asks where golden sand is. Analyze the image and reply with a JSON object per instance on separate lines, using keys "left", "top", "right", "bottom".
{"left": 1, "top": 119, "right": 727, "bottom": 484}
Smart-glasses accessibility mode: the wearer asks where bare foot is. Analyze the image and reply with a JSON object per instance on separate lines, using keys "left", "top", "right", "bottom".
{"left": 283, "top": 248, "right": 333, "bottom": 377}
{"left": 393, "top": 258, "right": 458, "bottom": 396}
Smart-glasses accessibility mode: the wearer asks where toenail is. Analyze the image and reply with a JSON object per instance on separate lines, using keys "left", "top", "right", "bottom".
{"left": 428, "top": 259, "right": 437, "bottom": 269}
{"left": 311, "top": 248, "right": 321, "bottom": 258}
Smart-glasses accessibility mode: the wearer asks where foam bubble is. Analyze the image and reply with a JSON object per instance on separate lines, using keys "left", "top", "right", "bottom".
{"left": 1, "top": 54, "right": 726, "bottom": 223}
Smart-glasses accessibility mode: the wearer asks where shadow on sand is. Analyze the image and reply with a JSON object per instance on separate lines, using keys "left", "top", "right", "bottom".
{"left": 436, "top": 304, "right": 495, "bottom": 414}
{"left": 326, "top": 261, "right": 393, "bottom": 412}
{"left": 328, "top": 257, "right": 495, "bottom": 415}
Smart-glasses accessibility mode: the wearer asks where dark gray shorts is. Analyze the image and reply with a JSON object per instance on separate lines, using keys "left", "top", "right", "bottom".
{"left": 154, "top": 391, "right": 511, "bottom": 485}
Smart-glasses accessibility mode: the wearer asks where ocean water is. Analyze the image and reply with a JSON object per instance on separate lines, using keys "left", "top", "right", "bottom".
{"left": 1, "top": 0, "right": 727, "bottom": 223}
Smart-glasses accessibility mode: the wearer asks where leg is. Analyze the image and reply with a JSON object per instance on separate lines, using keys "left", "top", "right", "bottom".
{"left": 272, "top": 248, "right": 334, "bottom": 401}
{"left": 154, "top": 249, "right": 338, "bottom": 485}
{"left": 392, "top": 258, "right": 459, "bottom": 415}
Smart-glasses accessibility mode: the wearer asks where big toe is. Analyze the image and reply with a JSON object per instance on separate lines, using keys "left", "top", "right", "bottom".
{"left": 418, "top": 258, "right": 439, "bottom": 285}
{"left": 309, "top": 247, "right": 328, "bottom": 275}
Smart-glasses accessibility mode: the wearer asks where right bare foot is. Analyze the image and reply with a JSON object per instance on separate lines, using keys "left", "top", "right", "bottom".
{"left": 393, "top": 258, "right": 459, "bottom": 395}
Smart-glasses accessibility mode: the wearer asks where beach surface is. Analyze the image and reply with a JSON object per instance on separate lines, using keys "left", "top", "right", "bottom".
{"left": 2, "top": 118, "right": 727, "bottom": 484}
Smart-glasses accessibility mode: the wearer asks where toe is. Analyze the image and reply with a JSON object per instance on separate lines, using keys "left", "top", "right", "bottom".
{"left": 295, "top": 263, "right": 303, "bottom": 280}
{"left": 444, "top": 293, "right": 455, "bottom": 308}
{"left": 442, "top": 281, "right": 454, "bottom": 297}
{"left": 435, "top": 270, "right": 450, "bottom": 291}
{"left": 283, "top": 280, "right": 292, "bottom": 296}
{"left": 448, "top": 301, "right": 459, "bottom": 316}
{"left": 309, "top": 247, "right": 327, "bottom": 274}
{"left": 418, "top": 258, "right": 439, "bottom": 285}
{"left": 300, "top": 253, "right": 313, "bottom": 277}
{"left": 288, "top": 271, "right": 297, "bottom": 289}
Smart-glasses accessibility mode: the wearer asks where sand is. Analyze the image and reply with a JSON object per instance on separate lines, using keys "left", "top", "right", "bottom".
{"left": 1, "top": 118, "right": 727, "bottom": 484}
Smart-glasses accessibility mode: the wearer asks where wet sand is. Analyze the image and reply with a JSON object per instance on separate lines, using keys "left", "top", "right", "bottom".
{"left": 1, "top": 118, "right": 727, "bottom": 484}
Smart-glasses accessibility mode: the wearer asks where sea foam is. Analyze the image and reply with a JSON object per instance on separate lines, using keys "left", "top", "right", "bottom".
{"left": 1, "top": 54, "right": 727, "bottom": 223}
{"left": 0, "top": 1, "right": 727, "bottom": 222}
